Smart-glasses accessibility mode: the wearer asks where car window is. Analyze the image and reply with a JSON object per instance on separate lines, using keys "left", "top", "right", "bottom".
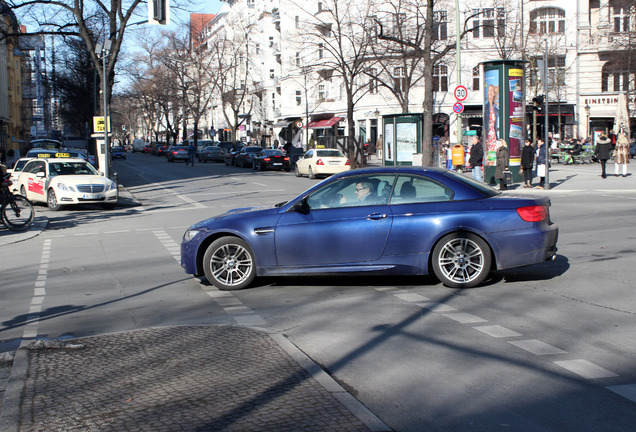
{"left": 389, "top": 175, "right": 453, "bottom": 204}
{"left": 14, "top": 159, "right": 30, "bottom": 171}
{"left": 24, "top": 160, "right": 45, "bottom": 174}
{"left": 304, "top": 150, "right": 314, "bottom": 158}
{"left": 306, "top": 175, "right": 396, "bottom": 210}
{"left": 316, "top": 149, "right": 345, "bottom": 158}
{"left": 50, "top": 161, "right": 98, "bottom": 176}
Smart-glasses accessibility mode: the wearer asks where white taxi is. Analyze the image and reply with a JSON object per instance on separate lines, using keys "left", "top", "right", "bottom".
{"left": 16, "top": 153, "right": 118, "bottom": 210}
{"left": 6, "top": 157, "right": 33, "bottom": 193}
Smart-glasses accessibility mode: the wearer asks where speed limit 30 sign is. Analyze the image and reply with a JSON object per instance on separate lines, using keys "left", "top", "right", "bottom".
{"left": 454, "top": 85, "right": 468, "bottom": 102}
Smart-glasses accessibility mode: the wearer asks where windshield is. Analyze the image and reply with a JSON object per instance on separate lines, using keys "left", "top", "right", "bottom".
{"left": 49, "top": 161, "right": 99, "bottom": 176}
{"left": 316, "top": 149, "right": 345, "bottom": 158}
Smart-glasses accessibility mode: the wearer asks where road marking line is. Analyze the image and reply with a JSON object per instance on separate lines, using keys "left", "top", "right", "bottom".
{"left": 394, "top": 293, "right": 431, "bottom": 302}
{"left": 176, "top": 194, "right": 206, "bottom": 208}
{"left": 416, "top": 302, "right": 457, "bottom": 312}
{"left": 473, "top": 325, "right": 522, "bottom": 338}
{"left": 152, "top": 230, "right": 181, "bottom": 263}
{"left": 554, "top": 359, "right": 618, "bottom": 379}
{"left": 23, "top": 239, "right": 51, "bottom": 340}
{"left": 607, "top": 384, "right": 636, "bottom": 403}
{"left": 509, "top": 339, "right": 567, "bottom": 355}
{"left": 441, "top": 312, "right": 488, "bottom": 324}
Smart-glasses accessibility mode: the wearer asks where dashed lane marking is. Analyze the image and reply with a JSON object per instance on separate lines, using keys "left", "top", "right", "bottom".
{"left": 473, "top": 325, "right": 522, "bottom": 338}
{"left": 554, "top": 359, "right": 619, "bottom": 379}
{"left": 23, "top": 239, "right": 51, "bottom": 339}
{"left": 509, "top": 339, "right": 568, "bottom": 356}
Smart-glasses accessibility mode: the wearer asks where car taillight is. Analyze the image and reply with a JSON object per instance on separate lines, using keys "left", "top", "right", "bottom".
{"left": 345, "top": 159, "right": 350, "bottom": 166}
{"left": 284, "top": 157, "right": 290, "bottom": 161}
{"left": 264, "top": 157, "right": 271, "bottom": 161}
{"left": 316, "top": 159, "right": 324, "bottom": 165}
{"left": 517, "top": 205, "right": 548, "bottom": 222}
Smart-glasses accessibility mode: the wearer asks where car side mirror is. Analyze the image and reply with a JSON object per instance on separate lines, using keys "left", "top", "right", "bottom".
{"left": 36, "top": 171, "right": 46, "bottom": 178}
{"left": 292, "top": 198, "right": 310, "bottom": 215}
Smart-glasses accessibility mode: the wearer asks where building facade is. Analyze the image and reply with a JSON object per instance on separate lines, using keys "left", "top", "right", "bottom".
{"left": 197, "top": 0, "right": 635, "bottom": 149}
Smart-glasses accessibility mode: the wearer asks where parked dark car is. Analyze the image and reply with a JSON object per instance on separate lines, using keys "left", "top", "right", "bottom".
{"left": 198, "top": 146, "right": 225, "bottom": 163}
{"left": 166, "top": 146, "right": 189, "bottom": 162}
{"left": 181, "top": 166, "right": 559, "bottom": 291}
{"left": 234, "top": 146, "right": 264, "bottom": 168}
{"left": 155, "top": 145, "right": 166, "bottom": 156}
{"left": 252, "top": 149, "right": 291, "bottom": 171}
{"left": 224, "top": 148, "right": 242, "bottom": 166}
{"left": 217, "top": 141, "right": 242, "bottom": 155}
{"left": 111, "top": 146, "right": 126, "bottom": 160}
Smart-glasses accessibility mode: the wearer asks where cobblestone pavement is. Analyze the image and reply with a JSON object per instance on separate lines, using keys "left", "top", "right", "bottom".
{"left": 0, "top": 326, "right": 388, "bottom": 432}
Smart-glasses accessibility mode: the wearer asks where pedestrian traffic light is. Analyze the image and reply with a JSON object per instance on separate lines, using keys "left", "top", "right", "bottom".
{"left": 533, "top": 95, "right": 544, "bottom": 112}
{"left": 148, "top": 0, "right": 170, "bottom": 25}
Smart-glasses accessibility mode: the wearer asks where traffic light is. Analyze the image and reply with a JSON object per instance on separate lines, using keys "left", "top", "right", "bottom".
{"left": 532, "top": 95, "right": 544, "bottom": 112}
{"left": 148, "top": 0, "right": 170, "bottom": 25}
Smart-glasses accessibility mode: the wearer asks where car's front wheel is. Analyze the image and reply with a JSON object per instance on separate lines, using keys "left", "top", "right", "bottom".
{"left": 47, "top": 189, "right": 62, "bottom": 211}
{"left": 432, "top": 232, "right": 491, "bottom": 288}
{"left": 202, "top": 237, "right": 256, "bottom": 290}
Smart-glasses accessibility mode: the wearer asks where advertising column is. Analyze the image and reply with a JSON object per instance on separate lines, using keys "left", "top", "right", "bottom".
{"left": 482, "top": 60, "right": 527, "bottom": 184}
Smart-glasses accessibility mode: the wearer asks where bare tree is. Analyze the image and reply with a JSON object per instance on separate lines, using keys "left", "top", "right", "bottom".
{"left": 293, "top": 0, "right": 376, "bottom": 167}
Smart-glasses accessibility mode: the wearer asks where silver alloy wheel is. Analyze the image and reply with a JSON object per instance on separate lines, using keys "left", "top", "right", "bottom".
{"left": 203, "top": 237, "right": 255, "bottom": 290}
{"left": 432, "top": 233, "right": 490, "bottom": 288}
{"left": 47, "top": 189, "right": 61, "bottom": 211}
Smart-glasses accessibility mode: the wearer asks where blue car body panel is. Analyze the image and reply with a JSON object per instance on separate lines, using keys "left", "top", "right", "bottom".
{"left": 181, "top": 166, "right": 558, "bottom": 281}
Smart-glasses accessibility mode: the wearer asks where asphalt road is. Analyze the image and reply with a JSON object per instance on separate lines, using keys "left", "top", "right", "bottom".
{"left": 2, "top": 152, "right": 636, "bottom": 431}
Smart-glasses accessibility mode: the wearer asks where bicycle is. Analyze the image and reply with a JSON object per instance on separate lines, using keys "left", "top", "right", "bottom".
{"left": 1, "top": 174, "right": 35, "bottom": 231}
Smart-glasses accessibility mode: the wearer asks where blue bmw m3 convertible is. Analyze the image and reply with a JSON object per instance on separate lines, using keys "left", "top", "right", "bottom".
{"left": 181, "top": 167, "right": 558, "bottom": 290}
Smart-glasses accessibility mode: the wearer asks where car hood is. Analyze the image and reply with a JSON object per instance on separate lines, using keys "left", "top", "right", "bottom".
{"left": 190, "top": 204, "right": 282, "bottom": 229}
{"left": 53, "top": 175, "right": 111, "bottom": 184}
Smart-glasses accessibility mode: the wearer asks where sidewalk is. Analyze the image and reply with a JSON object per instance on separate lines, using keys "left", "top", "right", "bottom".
{"left": 0, "top": 326, "right": 389, "bottom": 432}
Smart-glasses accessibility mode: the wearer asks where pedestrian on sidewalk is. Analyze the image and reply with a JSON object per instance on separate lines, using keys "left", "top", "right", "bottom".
{"left": 494, "top": 139, "right": 509, "bottom": 190}
{"left": 536, "top": 139, "right": 547, "bottom": 188}
{"left": 520, "top": 139, "right": 535, "bottom": 188}
{"left": 614, "top": 133, "right": 630, "bottom": 177}
{"left": 468, "top": 135, "right": 484, "bottom": 182}
{"left": 186, "top": 142, "right": 196, "bottom": 166}
{"left": 595, "top": 133, "right": 612, "bottom": 178}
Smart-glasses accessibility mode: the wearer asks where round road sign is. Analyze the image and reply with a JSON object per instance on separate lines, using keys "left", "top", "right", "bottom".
{"left": 454, "top": 85, "right": 468, "bottom": 102}
{"left": 453, "top": 102, "right": 464, "bottom": 114}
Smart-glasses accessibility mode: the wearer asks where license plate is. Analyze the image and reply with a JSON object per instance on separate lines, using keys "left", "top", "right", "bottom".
{"left": 274, "top": 163, "right": 282, "bottom": 166}
{"left": 83, "top": 194, "right": 101, "bottom": 200}
{"left": 329, "top": 161, "right": 340, "bottom": 165}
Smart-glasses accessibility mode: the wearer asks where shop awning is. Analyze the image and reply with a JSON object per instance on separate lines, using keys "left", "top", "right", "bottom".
{"left": 273, "top": 120, "right": 293, "bottom": 127}
{"left": 307, "top": 117, "right": 342, "bottom": 128}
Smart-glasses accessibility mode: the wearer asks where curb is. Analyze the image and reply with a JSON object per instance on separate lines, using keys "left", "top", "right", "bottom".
{"left": 0, "top": 216, "right": 48, "bottom": 247}
{"left": 0, "top": 343, "right": 28, "bottom": 432}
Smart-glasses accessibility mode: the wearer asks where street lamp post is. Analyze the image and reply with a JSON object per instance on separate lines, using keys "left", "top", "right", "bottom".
{"left": 96, "top": 40, "right": 112, "bottom": 178}
{"left": 585, "top": 103, "right": 591, "bottom": 139}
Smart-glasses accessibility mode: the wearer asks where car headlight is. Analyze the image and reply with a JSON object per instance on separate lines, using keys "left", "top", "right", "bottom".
{"left": 56, "top": 182, "right": 75, "bottom": 192}
{"left": 184, "top": 230, "right": 200, "bottom": 242}
{"left": 105, "top": 180, "right": 116, "bottom": 191}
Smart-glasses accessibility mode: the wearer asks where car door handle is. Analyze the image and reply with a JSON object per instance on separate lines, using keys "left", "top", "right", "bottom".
{"left": 367, "top": 213, "right": 388, "bottom": 220}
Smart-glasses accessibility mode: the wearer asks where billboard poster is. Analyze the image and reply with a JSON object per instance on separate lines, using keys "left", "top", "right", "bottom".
{"left": 507, "top": 68, "right": 524, "bottom": 164}
{"left": 384, "top": 123, "right": 394, "bottom": 161}
{"left": 483, "top": 69, "right": 500, "bottom": 166}
{"left": 396, "top": 122, "right": 417, "bottom": 162}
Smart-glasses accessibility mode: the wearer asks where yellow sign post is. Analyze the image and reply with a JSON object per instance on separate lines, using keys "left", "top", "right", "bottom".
{"left": 93, "top": 116, "right": 111, "bottom": 133}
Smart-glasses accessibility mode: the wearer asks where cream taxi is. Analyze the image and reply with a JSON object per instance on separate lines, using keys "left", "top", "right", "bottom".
{"left": 16, "top": 153, "right": 118, "bottom": 210}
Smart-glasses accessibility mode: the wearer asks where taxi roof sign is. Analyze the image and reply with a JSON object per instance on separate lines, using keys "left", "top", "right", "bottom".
{"left": 36, "top": 152, "right": 71, "bottom": 158}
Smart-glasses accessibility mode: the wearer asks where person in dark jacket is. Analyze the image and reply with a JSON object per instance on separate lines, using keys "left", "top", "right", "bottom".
{"left": 494, "top": 139, "right": 509, "bottom": 190}
{"left": 595, "top": 133, "right": 612, "bottom": 178}
{"left": 468, "top": 135, "right": 484, "bottom": 182}
{"left": 535, "top": 139, "right": 547, "bottom": 188}
{"left": 520, "top": 139, "right": 535, "bottom": 188}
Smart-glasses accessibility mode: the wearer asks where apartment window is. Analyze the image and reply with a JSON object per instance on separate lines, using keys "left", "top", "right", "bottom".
{"left": 296, "top": 90, "right": 302, "bottom": 105}
{"left": 318, "top": 2, "right": 323, "bottom": 12}
{"left": 602, "top": 62, "right": 632, "bottom": 92}
{"left": 529, "top": 56, "right": 566, "bottom": 87}
{"left": 269, "top": 36, "right": 274, "bottom": 47}
{"left": 247, "top": 0, "right": 255, "bottom": 7}
{"left": 272, "top": 92, "right": 276, "bottom": 109}
{"left": 295, "top": 15, "right": 300, "bottom": 28}
{"left": 432, "top": 65, "right": 448, "bottom": 92}
{"left": 368, "top": 68, "right": 378, "bottom": 94}
{"left": 611, "top": 2, "right": 630, "bottom": 32}
{"left": 318, "top": 43, "right": 324, "bottom": 59}
{"left": 472, "top": 66, "right": 480, "bottom": 91}
{"left": 270, "top": 69, "right": 275, "bottom": 79}
{"left": 529, "top": 8, "right": 565, "bottom": 34}
{"left": 296, "top": 52, "right": 301, "bottom": 67}
{"left": 255, "top": 43, "right": 260, "bottom": 54}
{"left": 393, "top": 67, "right": 406, "bottom": 93}
{"left": 318, "top": 84, "right": 327, "bottom": 100}
{"left": 472, "top": 8, "right": 505, "bottom": 38}
{"left": 433, "top": 11, "right": 448, "bottom": 41}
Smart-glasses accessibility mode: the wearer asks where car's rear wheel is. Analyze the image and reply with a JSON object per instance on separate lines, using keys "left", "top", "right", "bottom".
{"left": 295, "top": 164, "right": 302, "bottom": 177}
{"left": 308, "top": 166, "right": 316, "bottom": 179}
{"left": 203, "top": 237, "right": 256, "bottom": 291}
{"left": 432, "top": 232, "right": 491, "bottom": 288}
{"left": 47, "top": 189, "right": 62, "bottom": 211}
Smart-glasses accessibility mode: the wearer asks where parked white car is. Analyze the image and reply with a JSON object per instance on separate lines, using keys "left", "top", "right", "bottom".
{"left": 294, "top": 148, "right": 350, "bottom": 179}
